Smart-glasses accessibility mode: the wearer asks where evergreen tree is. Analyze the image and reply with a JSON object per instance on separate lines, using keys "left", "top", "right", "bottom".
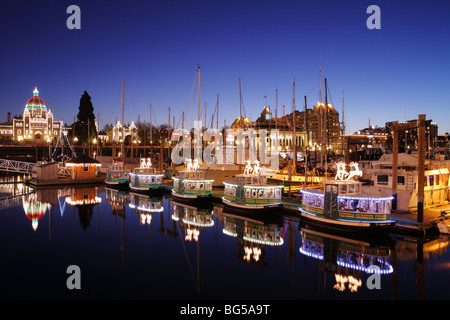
{"left": 73, "top": 91, "right": 97, "bottom": 144}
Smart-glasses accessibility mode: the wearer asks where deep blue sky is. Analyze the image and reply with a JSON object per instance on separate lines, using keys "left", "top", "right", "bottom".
{"left": 1, "top": 0, "right": 449, "bottom": 135}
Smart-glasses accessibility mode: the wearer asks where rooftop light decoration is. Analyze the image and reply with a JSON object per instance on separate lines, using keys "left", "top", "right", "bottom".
{"left": 186, "top": 158, "right": 199, "bottom": 171}
{"left": 243, "top": 160, "right": 262, "bottom": 175}
{"left": 253, "top": 161, "right": 262, "bottom": 175}
{"left": 140, "top": 158, "right": 152, "bottom": 168}
{"left": 244, "top": 160, "right": 253, "bottom": 175}
{"left": 335, "top": 162, "right": 362, "bottom": 181}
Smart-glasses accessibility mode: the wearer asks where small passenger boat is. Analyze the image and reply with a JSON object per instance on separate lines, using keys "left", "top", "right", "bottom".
{"left": 105, "top": 157, "right": 130, "bottom": 189}
{"left": 299, "top": 162, "right": 395, "bottom": 233}
{"left": 171, "top": 159, "right": 214, "bottom": 204}
{"left": 129, "top": 157, "right": 164, "bottom": 193}
{"left": 222, "top": 160, "right": 283, "bottom": 213}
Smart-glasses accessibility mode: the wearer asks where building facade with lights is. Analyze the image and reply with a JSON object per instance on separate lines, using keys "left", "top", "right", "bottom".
{"left": 104, "top": 121, "right": 138, "bottom": 144}
{"left": 1, "top": 87, "right": 63, "bottom": 143}
{"left": 229, "top": 105, "right": 340, "bottom": 152}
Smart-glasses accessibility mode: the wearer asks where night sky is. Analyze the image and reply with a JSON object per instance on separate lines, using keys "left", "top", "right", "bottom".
{"left": 1, "top": 0, "right": 449, "bottom": 135}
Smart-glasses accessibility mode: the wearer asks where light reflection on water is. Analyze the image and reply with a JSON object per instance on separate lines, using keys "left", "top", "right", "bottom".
{"left": 0, "top": 180, "right": 450, "bottom": 300}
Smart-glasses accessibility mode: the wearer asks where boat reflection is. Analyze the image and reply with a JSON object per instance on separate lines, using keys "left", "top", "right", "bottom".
{"left": 129, "top": 192, "right": 163, "bottom": 225}
{"left": 171, "top": 200, "right": 214, "bottom": 241}
{"left": 169, "top": 200, "right": 214, "bottom": 295}
{"left": 106, "top": 187, "right": 130, "bottom": 217}
{"left": 221, "top": 209, "right": 284, "bottom": 267}
{"left": 299, "top": 226, "right": 394, "bottom": 293}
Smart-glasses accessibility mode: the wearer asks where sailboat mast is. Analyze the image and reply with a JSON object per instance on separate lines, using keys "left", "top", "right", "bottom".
{"left": 121, "top": 78, "right": 125, "bottom": 161}
{"left": 275, "top": 89, "right": 278, "bottom": 130}
{"left": 324, "top": 78, "right": 328, "bottom": 177}
{"left": 197, "top": 67, "right": 201, "bottom": 123}
{"left": 216, "top": 95, "right": 219, "bottom": 130}
{"left": 304, "top": 95, "right": 308, "bottom": 188}
{"left": 342, "top": 92, "right": 346, "bottom": 163}
{"left": 239, "top": 77, "right": 242, "bottom": 126}
{"left": 319, "top": 57, "right": 322, "bottom": 103}
{"left": 150, "top": 104, "right": 152, "bottom": 146}
{"left": 293, "top": 78, "right": 296, "bottom": 175}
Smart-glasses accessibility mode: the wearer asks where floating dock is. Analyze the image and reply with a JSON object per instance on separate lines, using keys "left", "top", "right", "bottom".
{"left": 24, "top": 175, "right": 447, "bottom": 237}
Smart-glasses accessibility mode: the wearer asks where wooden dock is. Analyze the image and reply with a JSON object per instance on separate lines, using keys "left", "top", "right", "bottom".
{"left": 280, "top": 194, "right": 447, "bottom": 236}
{"left": 24, "top": 178, "right": 447, "bottom": 237}
{"left": 27, "top": 176, "right": 106, "bottom": 187}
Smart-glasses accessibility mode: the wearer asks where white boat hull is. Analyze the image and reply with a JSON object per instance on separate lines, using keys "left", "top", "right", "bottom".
{"left": 222, "top": 197, "right": 282, "bottom": 211}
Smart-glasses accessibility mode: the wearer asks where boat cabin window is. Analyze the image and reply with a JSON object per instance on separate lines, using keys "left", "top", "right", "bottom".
{"left": 377, "top": 175, "right": 389, "bottom": 185}
{"left": 435, "top": 174, "right": 440, "bottom": 186}
{"left": 429, "top": 175, "right": 434, "bottom": 187}
{"left": 325, "top": 184, "right": 338, "bottom": 194}
{"left": 398, "top": 176, "right": 405, "bottom": 186}
{"left": 340, "top": 184, "right": 347, "bottom": 194}
{"left": 349, "top": 184, "right": 355, "bottom": 194}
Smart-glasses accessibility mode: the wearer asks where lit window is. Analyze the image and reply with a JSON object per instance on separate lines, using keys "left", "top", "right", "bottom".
{"left": 377, "top": 175, "right": 389, "bottom": 185}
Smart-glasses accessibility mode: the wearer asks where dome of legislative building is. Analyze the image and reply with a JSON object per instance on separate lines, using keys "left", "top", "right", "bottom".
{"left": 25, "top": 87, "right": 47, "bottom": 113}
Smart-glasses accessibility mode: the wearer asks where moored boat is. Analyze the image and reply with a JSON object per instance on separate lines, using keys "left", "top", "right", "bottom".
{"left": 222, "top": 160, "right": 283, "bottom": 213}
{"left": 129, "top": 157, "right": 164, "bottom": 193}
{"left": 171, "top": 159, "right": 214, "bottom": 204}
{"left": 299, "top": 162, "right": 395, "bottom": 233}
{"left": 105, "top": 157, "right": 130, "bottom": 188}
{"left": 360, "top": 153, "right": 450, "bottom": 211}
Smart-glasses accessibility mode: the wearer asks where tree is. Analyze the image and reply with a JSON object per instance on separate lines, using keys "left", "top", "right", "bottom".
{"left": 72, "top": 91, "right": 97, "bottom": 144}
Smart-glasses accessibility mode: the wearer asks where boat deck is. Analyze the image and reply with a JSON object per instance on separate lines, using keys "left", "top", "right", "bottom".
{"left": 279, "top": 194, "right": 448, "bottom": 236}
{"left": 390, "top": 203, "right": 450, "bottom": 234}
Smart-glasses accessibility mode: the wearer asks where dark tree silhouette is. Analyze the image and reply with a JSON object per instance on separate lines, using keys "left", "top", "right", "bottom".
{"left": 72, "top": 91, "right": 97, "bottom": 144}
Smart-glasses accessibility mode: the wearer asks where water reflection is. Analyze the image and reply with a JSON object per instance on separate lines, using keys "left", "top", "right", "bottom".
{"left": 106, "top": 187, "right": 129, "bottom": 217}
{"left": 299, "top": 228, "right": 394, "bottom": 293}
{"left": 172, "top": 201, "right": 214, "bottom": 235}
{"left": 221, "top": 210, "right": 284, "bottom": 266}
{"left": 22, "top": 192, "right": 51, "bottom": 231}
{"left": 65, "top": 186, "right": 102, "bottom": 230}
{"left": 0, "top": 173, "right": 34, "bottom": 210}
{"left": 129, "top": 192, "right": 164, "bottom": 225}
{"left": 1, "top": 180, "right": 450, "bottom": 299}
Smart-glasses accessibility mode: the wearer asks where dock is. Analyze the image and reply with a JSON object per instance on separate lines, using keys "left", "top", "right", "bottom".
{"left": 23, "top": 170, "right": 448, "bottom": 237}
{"left": 28, "top": 176, "right": 106, "bottom": 187}
{"left": 206, "top": 187, "right": 445, "bottom": 236}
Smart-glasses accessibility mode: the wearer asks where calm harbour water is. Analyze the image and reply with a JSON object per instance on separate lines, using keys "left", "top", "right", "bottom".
{"left": 1, "top": 175, "right": 450, "bottom": 301}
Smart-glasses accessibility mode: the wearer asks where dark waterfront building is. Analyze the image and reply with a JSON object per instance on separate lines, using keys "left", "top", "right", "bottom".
{"left": 385, "top": 119, "right": 438, "bottom": 152}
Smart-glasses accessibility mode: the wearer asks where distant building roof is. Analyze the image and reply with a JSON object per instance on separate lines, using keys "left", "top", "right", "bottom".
{"left": 26, "top": 87, "right": 46, "bottom": 110}
{"left": 231, "top": 116, "right": 251, "bottom": 129}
